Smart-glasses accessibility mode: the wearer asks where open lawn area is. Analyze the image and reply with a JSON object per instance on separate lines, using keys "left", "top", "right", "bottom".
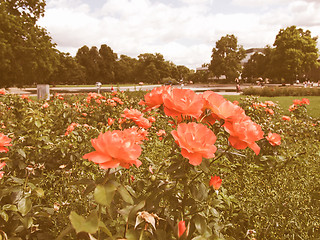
{"left": 226, "top": 95, "right": 320, "bottom": 118}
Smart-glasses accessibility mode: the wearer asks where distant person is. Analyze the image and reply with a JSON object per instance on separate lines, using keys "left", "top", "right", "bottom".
{"left": 235, "top": 78, "right": 240, "bottom": 92}
{"left": 236, "top": 84, "right": 241, "bottom": 92}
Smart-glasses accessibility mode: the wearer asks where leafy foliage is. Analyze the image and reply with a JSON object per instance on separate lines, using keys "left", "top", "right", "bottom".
{"left": 0, "top": 90, "right": 319, "bottom": 240}
{"left": 210, "top": 34, "right": 246, "bottom": 82}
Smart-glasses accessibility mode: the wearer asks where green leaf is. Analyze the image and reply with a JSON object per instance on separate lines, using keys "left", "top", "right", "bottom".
{"left": 35, "top": 120, "right": 41, "bottom": 128}
{"left": 69, "top": 211, "right": 99, "bottom": 234}
{"left": 128, "top": 200, "right": 145, "bottom": 221}
{"left": 192, "top": 236, "right": 208, "bottom": 240}
{"left": 0, "top": 210, "right": 9, "bottom": 222}
{"left": 2, "top": 204, "right": 18, "bottom": 212}
{"left": 99, "top": 221, "right": 113, "bottom": 238}
{"left": 17, "top": 149, "right": 26, "bottom": 158}
{"left": 21, "top": 216, "right": 33, "bottom": 229}
{"left": 18, "top": 197, "right": 32, "bottom": 216}
{"left": 193, "top": 214, "right": 207, "bottom": 235}
{"left": 118, "top": 185, "right": 134, "bottom": 205}
{"left": 94, "top": 183, "right": 117, "bottom": 206}
{"left": 33, "top": 187, "right": 45, "bottom": 198}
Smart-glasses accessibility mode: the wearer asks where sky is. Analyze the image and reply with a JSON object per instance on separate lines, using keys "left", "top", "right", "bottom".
{"left": 38, "top": 0, "right": 320, "bottom": 70}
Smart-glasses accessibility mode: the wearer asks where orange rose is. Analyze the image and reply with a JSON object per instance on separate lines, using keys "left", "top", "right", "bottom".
{"left": 0, "top": 133, "right": 12, "bottom": 153}
{"left": 108, "top": 118, "right": 115, "bottom": 126}
{"left": 163, "top": 88, "right": 204, "bottom": 120}
{"left": 201, "top": 91, "right": 227, "bottom": 123}
{"left": 143, "top": 85, "right": 171, "bottom": 109}
{"left": 265, "top": 101, "right": 275, "bottom": 107}
{"left": 266, "top": 132, "right": 281, "bottom": 146}
{"left": 282, "top": 116, "right": 291, "bottom": 121}
{"left": 301, "top": 98, "right": 310, "bottom": 105}
{"left": 265, "top": 108, "right": 274, "bottom": 115}
{"left": 83, "top": 129, "right": 142, "bottom": 169}
{"left": 223, "top": 116, "right": 264, "bottom": 155}
{"left": 0, "top": 161, "right": 5, "bottom": 179}
{"left": 122, "top": 108, "right": 151, "bottom": 129}
{"left": 171, "top": 123, "right": 217, "bottom": 166}
{"left": 209, "top": 175, "right": 222, "bottom": 190}
{"left": 178, "top": 220, "right": 187, "bottom": 238}
{"left": 293, "top": 99, "right": 302, "bottom": 106}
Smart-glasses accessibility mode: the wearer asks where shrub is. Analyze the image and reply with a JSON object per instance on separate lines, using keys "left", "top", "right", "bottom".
{"left": 243, "top": 86, "right": 320, "bottom": 96}
{"left": 0, "top": 89, "right": 319, "bottom": 239}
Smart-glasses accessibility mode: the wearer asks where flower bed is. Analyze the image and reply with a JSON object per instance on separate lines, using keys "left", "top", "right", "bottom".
{"left": 0, "top": 88, "right": 319, "bottom": 239}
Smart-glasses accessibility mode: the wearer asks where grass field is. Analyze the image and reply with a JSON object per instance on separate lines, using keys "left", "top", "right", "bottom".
{"left": 51, "top": 83, "right": 158, "bottom": 88}
{"left": 225, "top": 95, "right": 320, "bottom": 118}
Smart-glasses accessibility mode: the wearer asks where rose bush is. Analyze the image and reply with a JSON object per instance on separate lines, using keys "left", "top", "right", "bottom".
{"left": 0, "top": 88, "right": 319, "bottom": 239}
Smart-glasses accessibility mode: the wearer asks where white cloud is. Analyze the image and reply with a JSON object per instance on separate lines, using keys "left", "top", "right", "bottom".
{"left": 38, "top": 0, "right": 320, "bottom": 70}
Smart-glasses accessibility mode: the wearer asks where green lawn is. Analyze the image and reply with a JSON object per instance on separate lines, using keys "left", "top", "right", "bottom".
{"left": 225, "top": 95, "right": 320, "bottom": 118}
{"left": 51, "top": 83, "right": 159, "bottom": 88}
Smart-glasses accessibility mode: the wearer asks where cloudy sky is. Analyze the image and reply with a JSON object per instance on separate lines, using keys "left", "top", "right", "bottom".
{"left": 38, "top": 0, "right": 320, "bottom": 70}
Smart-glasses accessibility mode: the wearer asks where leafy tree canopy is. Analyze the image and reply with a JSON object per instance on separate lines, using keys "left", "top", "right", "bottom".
{"left": 210, "top": 34, "right": 246, "bottom": 81}
{"left": 271, "top": 25, "right": 319, "bottom": 82}
{"left": 0, "top": 0, "right": 59, "bottom": 87}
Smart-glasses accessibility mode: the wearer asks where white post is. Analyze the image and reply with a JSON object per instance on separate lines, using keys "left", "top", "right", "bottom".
{"left": 96, "top": 82, "right": 102, "bottom": 94}
{"left": 37, "top": 84, "right": 50, "bottom": 100}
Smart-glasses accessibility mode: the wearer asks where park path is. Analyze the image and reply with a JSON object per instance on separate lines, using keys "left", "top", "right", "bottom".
{"left": 5, "top": 84, "right": 263, "bottom": 96}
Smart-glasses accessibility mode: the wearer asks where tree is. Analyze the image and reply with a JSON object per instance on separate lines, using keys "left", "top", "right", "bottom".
{"left": 98, "top": 44, "right": 116, "bottom": 83}
{"left": 242, "top": 52, "right": 266, "bottom": 81}
{"left": 76, "top": 45, "right": 101, "bottom": 84}
{"left": 136, "top": 53, "right": 178, "bottom": 83}
{"left": 270, "top": 26, "right": 319, "bottom": 83}
{"left": 114, "top": 54, "right": 138, "bottom": 83}
{"left": 2, "top": 0, "right": 46, "bottom": 22}
{"left": 49, "top": 52, "right": 86, "bottom": 85}
{"left": 177, "top": 65, "right": 192, "bottom": 81}
{"left": 210, "top": 34, "right": 246, "bottom": 82}
{"left": 0, "top": 0, "right": 59, "bottom": 87}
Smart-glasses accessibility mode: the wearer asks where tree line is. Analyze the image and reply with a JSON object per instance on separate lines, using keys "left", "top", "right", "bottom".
{"left": 0, "top": 0, "right": 193, "bottom": 87}
{"left": 1, "top": 0, "right": 319, "bottom": 87}
{"left": 209, "top": 27, "right": 320, "bottom": 83}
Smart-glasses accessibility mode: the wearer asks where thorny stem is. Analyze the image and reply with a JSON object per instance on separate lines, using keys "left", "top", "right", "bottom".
{"left": 184, "top": 208, "right": 205, "bottom": 217}
{"left": 102, "top": 168, "right": 111, "bottom": 184}
{"left": 139, "top": 228, "right": 145, "bottom": 240}
{"left": 23, "top": 173, "right": 30, "bottom": 193}
{"left": 97, "top": 169, "right": 111, "bottom": 239}
{"left": 98, "top": 204, "right": 102, "bottom": 240}
{"left": 209, "top": 145, "right": 231, "bottom": 167}
{"left": 189, "top": 146, "right": 231, "bottom": 184}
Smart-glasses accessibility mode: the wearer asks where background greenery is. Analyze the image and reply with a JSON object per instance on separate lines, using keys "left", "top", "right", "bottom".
{"left": 1, "top": 1, "right": 319, "bottom": 87}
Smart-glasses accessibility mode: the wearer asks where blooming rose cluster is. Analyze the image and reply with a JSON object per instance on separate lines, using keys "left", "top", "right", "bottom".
{"left": 289, "top": 98, "right": 310, "bottom": 111}
{"left": 83, "top": 86, "right": 264, "bottom": 171}
{"left": 65, "top": 122, "right": 80, "bottom": 136}
{"left": 86, "top": 92, "right": 106, "bottom": 104}
{"left": 141, "top": 86, "right": 264, "bottom": 160}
